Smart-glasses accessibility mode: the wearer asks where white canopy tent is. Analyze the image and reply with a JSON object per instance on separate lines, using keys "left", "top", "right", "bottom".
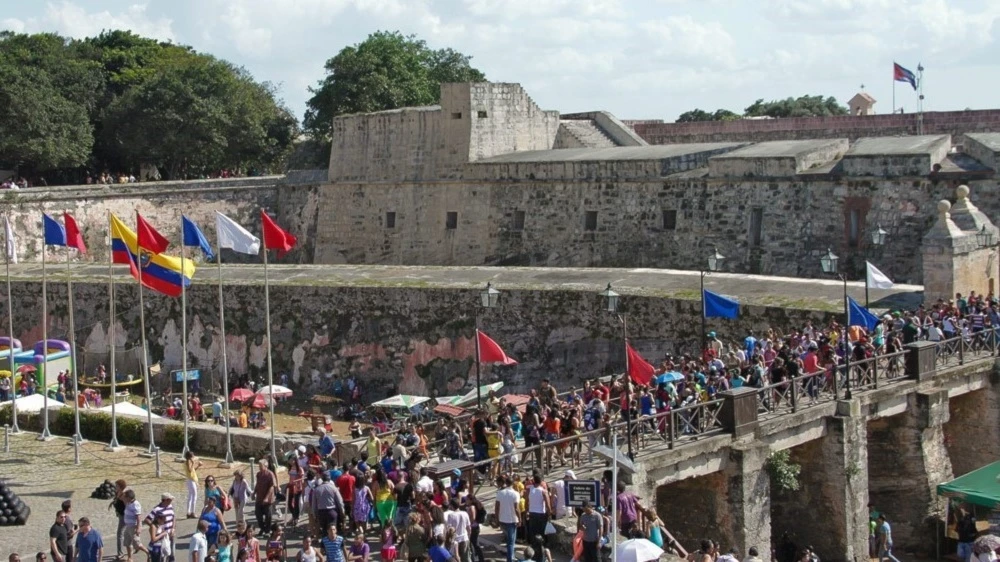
{"left": 0, "top": 394, "right": 65, "bottom": 413}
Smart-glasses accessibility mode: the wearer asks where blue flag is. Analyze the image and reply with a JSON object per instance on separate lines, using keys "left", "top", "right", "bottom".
{"left": 42, "top": 214, "right": 66, "bottom": 246}
{"left": 703, "top": 289, "right": 739, "bottom": 319}
{"left": 848, "top": 297, "right": 880, "bottom": 330}
{"left": 182, "top": 216, "right": 214, "bottom": 261}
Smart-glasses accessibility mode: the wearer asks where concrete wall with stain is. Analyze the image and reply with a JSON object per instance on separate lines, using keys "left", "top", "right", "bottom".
{"left": 3, "top": 279, "right": 836, "bottom": 401}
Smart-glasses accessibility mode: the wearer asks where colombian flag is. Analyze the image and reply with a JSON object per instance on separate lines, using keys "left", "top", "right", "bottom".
{"left": 109, "top": 214, "right": 195, "bottom": 297}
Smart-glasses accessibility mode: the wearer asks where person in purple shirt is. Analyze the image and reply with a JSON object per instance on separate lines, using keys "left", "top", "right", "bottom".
{"left": 346, "top": 533, "right": 369, "bottom": 562}
{"left": 615, "top": 481, "right": 640, "bottom": 537}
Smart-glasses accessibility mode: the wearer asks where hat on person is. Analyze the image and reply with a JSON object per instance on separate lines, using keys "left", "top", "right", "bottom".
{"left": 297, "top": 445, "right": 307, "bottom": 453}
{"left": 161, "top": 492, "right": 174, "bottom": 500}
{"left": 708, "top": 332, "right": 716, "bottom": 338}
{"left": 452, "top": 468, "right": 462, "bottom": 478}
{"left": 564, "top": 470, "right": 577, "bottom": 480}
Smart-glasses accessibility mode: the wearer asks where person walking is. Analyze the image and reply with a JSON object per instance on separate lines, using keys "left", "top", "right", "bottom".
{"left": 110, "top": 480, "right": 130, "bottom": 561}
{"left": 229, "top": 471, "right": 250, "bottom": 525}
{"left": 189, "top": 521, "right": 208, "bottom": 562}
{"left": 144, "top": 493, "right": 176, "bottom": 562}
{"left": 122, "top": 489, "right": 147, "bottom": 562}
{"left": 444, "top": 499, "right": 471, "bottom": 562}
{"left": 876, "top": 514, "right": 901, "bottom": 562}
{"left": 50, "top": 511, "right": 71, "bottom": 562}
{"left": 576, "top": 502, "right": 601, "bottom": 562}
{"left": 184, "top": 452, "right": 203, "bottom": 519}
{"left": 312, "top": 472, "right": 346, "bottom": 535}
{"left": 253, "top": 459, "right": 277, "bottom": 533}
{"left": 74, "top": 518, "right": 103, "bottom": 562}
{"left": 320, "top": 524, "right": 346, "bottom": 562}
{"left": 494, "top": 476, "right": 521, "bottom": 562}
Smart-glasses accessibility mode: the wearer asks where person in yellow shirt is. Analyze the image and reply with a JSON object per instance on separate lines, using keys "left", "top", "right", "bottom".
{"left": 366, "top": 427, "right": 383, "bottom": 461}
{"left": 238, "top": 408, "right": 249, "bottom": 428}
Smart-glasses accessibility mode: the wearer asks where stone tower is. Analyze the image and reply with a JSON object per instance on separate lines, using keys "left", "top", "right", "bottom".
{"left": 921, "top": 185, "right": 1000, "bottom": 303}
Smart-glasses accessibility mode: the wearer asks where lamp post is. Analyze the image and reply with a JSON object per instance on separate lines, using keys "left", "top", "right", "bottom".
{"left": 820, "top": 248, "right": 852, "bottom": 400}
{"left": 700, "top": 248, "right": 725, "bottom": 354}
{"left": 474, "top": 282, "right": 500, "bottom": 407}
{"left": 865, "top": 225, "right": 889, "bottom": 306}
{"left": 600, "top": 283, "right": 634, "bottom": 461}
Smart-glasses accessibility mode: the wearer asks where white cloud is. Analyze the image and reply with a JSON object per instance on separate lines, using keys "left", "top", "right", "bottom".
{"left": 34, "top": 2, "right": 175, "bottom": 41}
{"left": 2, "top": 18, "right": 26, "bottom": 33}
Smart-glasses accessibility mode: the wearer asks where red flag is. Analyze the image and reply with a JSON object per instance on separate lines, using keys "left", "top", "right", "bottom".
{"left": 261, "top": 210, "right": 297, "bottom": 259}
{"left": 63, "top": 213, "right": 86, "bottom": 254}
{"left": 136, "top": 213, "right": 169, "bottom": 254}
{"left": 476, "top": 330, "right": 518, "bottom": 365}
{"left": 626, "top": 342, "right": 655, "bottom": 386}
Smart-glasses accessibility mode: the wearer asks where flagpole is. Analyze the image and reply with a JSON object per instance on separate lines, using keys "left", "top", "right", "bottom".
{"left": 474, "top": 321, "right": 482, "bottom": 408}
{"left": 4, "top": 215, "right": 19, "bottom": 434}
{"left": 107, "top": 211, "right": 121, "bottom": 451}
{"left": 135, "top": 212, "right": 155, "bottom": 454}
{"left": 39, "top": 238, "right": 52, "bottom": 440}
{"left": 217, "top": 245, "right": 234, "bottom": 465}
{"left": 700, "top": 271, "right": 707, "bottom": 355}
{"left": 263, "top": 241, "right": 277, "bottom": 464}
{"left": 892, "top": 76, "right": 896, "bottom": 114}
{"left": 622, "top": 313, "right": 634, "bottom": 461}
{"left": 65, "top": 222, "right": 83, "bottom": 457}
{"left": 178, "top": 220, "right": 190, "bottom": 459}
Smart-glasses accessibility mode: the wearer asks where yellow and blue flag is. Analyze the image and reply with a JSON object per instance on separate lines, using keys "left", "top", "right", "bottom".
{"left": 109, "top": 213, "right": 195, "bottom": 297}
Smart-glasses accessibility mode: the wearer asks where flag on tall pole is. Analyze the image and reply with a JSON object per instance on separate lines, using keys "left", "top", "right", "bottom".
{"left": 110, "top": 214, "right": 195, "bottom": 297}
{"left": 37, "top": 215, "right": 64, "bottom": 440}
{"left": 63, "top": 212, "right": 85, "bottom": 456}
{"left": 105, "top": 211, "right": 121, "bottom": 451}
{"left": 134, "top": 211, "right": 156, "bottom": 453}
{"left": 3, "top": 215, "right": 19, "bottom": 434}
{"left": 625, "top": 343, "right": 654, "bottom": 386}
{"left": 865, "top": 262, "right": 894, "bottom": 289}
{"left": 893, "top": 62, "right": 918, "bottom": 90}
{"left": 260, "top": 210, "right": 296, "bottom": 464}
{"left": 703, "top": 289, "right": 740, "bottom": 319}
{"left": 214, "top": 212, "right": 259, "bottom": 465}
{"left": 475, "top": 330, "right": 518, "bottom": 365}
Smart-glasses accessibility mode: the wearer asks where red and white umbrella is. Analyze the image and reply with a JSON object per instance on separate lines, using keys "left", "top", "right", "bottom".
{"left": 250, "top": 394, "right": 267, "bottom": 409}
{"left": 256, "top": 385, "right": 293, "bottom": 398}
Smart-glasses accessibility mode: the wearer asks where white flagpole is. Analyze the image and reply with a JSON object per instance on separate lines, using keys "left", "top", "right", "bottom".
{"left": 134, "top": 212, "right": 155, "bottom": 454}
{"left": 65, "top": 218, "right": 83, "bottom": 459}
{"left": 5, "top": 215, "right": 19, "bottom": 434}
{"left": 39, "top": 237, "right": 52, "bottom": 440}
{"left": 178, "top": 220, "right": 190, "bottom": 459}
{"left": 218, "top": 246, "right": 234, "bottom": 465}
{"left": 107, "top": 211, "right": 121, "bottom": 451}
{"left": 263, "top": 241, "right": 277, "bottom": 464}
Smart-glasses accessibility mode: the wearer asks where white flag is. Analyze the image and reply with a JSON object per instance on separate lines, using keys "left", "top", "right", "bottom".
{"left": 3, "top": 216, "right": 16, "bottom": 264}
{"left": 866, "top": 261, "right": 893, "bottom": 289}
{"left": 215, "top": 212, "right": 260, "bottom": 255}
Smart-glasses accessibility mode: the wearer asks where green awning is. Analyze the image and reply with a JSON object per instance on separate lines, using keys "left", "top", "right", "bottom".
{"left": 937, "top": 460, "right": 1000, "bottom": 510}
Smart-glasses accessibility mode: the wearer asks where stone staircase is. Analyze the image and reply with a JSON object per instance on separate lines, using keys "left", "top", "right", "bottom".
{"left": 560, "top": 119, "right": 618, "bottom": 148}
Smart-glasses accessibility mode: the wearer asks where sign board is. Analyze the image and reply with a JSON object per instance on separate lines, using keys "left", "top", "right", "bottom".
{"left": 566, "top": 480, "right": 600, "bottom": 508}
{"left": 172, "top": 369, "right": 201, "bottom": 382}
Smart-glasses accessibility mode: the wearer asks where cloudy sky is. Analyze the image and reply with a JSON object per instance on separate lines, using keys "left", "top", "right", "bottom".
{"left": 3, "top": 0, "right": 998, "bottom": 123}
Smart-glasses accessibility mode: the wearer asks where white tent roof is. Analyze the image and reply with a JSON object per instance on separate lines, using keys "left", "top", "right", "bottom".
{"left": 99, "top": 401, "right": 163, "bottom": 419}
{"left": 370, "top": 395, "right": 431, "bottom": 409}
{"left": 0, "top": 394, "right": 65, "bottom": 413}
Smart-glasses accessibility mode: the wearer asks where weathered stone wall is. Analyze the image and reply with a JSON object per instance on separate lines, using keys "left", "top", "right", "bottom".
{"left": 313, "top": 174, "right": 997, "bottom": 283}
{"left": 2, "top": 176, "right": 322, "bottom": 265}
{"left": 3, "top": 276, "right": 834, "bottom": 401}
{"left": 943, "top": 386, "right": 1000, "bottom": 478}
{"left": 632, "top": 110, "right": 1000, "bottom": 145}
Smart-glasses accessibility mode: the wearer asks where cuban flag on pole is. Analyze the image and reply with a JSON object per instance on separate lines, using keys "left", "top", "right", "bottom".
{"left": 893, "top": 62, "right": 917, "bottom": 90}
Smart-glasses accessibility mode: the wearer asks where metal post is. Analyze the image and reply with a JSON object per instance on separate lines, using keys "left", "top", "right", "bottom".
{"left": 73, "top": 433, "right": 80, "bottom": 465}
{"left": 700, "top": 271, "right": 707, "bottom": 355}
{"left": 611, "top": 430, "right": 618, "bottom": 559}
{"left": 475, "top": 314, "right": 482, "bottom": 408}
{"left": 843, "top": 276, "right": 852, "bottom": 400}
{"left": 155, "top": 446, "right": 161, "bottom": 478}
{"left": 249, "top": 457, "right": 257, "bottom": 489}
{"left": 3, "top": 424, "right": 8, "bottom": 452}
{"left": 622, "top": 314, "right": 634, "bottom": 461}
{"left": 179, "top": 226, "right": 190, "bottom": 459}
{"left": 39, "top": 242, "right": 52, "bottom": 440}
{"left": 217, "top": 249, "right": 234, "bottom": 465}
{"left": 790, "top": 373, "right": 798, "bottom": 413}
{"left": 4, "top": 214, "right": 20, "bottom": 435}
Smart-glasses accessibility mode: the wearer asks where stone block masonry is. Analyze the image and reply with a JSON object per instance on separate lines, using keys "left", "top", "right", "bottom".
{"left": 1, "top": 264, "right": 850, "bottom": 401}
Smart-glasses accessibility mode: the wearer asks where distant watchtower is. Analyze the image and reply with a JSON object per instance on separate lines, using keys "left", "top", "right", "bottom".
{"left": 848, "top": 92, "right": 876, "bottom": 116}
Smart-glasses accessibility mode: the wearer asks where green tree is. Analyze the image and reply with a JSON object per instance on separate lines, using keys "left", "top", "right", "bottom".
{"left": 677, "top": 108, "right": 742, "bottom": 122}
{"left": 100, "top": 53, "right": 297, "bottom": 179}
{"left": 744, "top": 95, "right": 848, "bottom": 118}
{"left": 303, "top": 31, "right": 486, "bottom": 142}
{"left": 0, "top": 64, "right": 93, "bottom": 171}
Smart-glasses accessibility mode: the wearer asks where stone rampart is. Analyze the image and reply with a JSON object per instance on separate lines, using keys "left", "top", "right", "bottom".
{"left": 632, "top": 109, "right": 1000, "bottom": 145}
{"left": 2, "top": 266, "right": 838, "bottom": 401}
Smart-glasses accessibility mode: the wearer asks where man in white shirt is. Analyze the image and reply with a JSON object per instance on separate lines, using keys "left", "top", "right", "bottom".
{"left": 443, "top": 499, "right": 471, "bottom": 562}
{"left": 526, "top": 475, "right": 550, "bottom": 561}
{"left": 415, "top": 468, "right": 434, "bottom": 495}
{"left": 494, "top": 476, "right": 520, "bottom": 562}
{"left": 122, "top": 490, "right": 143, "bottom": 561}
{"left": 189, "top": 520, "right": 208, "bottom": 562}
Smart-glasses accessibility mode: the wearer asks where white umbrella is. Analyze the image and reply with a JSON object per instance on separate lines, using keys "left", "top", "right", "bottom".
{"left": 256, "top": 385, "right": 293, "bottom": 398}
{"left": 616, "top": 539, "right": 664, "bottom": 562}
{"left": 0, "top": 394, "right": 65, "bottom": 413}
{"left": 99, "top": 401, "right": 162, "bottom": 419}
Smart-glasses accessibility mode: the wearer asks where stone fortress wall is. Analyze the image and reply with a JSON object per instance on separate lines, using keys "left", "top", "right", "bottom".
{"left": 4, "top": 83, "right": 1000, "bottom": 286}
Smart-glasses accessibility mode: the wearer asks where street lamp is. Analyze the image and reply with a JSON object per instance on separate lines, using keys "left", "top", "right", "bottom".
{"left": 977, "top": 225, "right": 994, "bottom": 248}
{"left": 701, "top": 248, "right": 725, "bottom": 353}
{"left": 601, "top": 283, "right": 634, "bottom": 461}
{"left": 872, "top": 224, "right": 888, "bottom": 247}
{"left": 820, "top": 248, "right": 852, "bottom": 400}
{"left": 474, "top": 283, "right": 500, "bottom": 407}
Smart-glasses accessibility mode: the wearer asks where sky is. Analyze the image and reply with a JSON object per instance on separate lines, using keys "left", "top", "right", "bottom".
{"left": 2, "top": 0, "right": 999, "bottom": 124}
